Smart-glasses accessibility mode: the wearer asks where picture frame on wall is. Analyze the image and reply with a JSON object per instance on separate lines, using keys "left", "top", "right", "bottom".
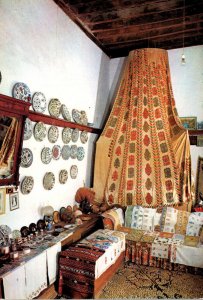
{"left": 196, "top": 156, "right": 203, "bottom": 205}
{"left": 0, "top": 188, "right": 6, "bottom": 215}
{"left": 180, "top": 116, "right": 197, "bottom": 130}
{"left": 197, "top": 136, "right": 203, "bottom": 147}
{"left": 9, "top": 192, "right": 19, "bottom": 211}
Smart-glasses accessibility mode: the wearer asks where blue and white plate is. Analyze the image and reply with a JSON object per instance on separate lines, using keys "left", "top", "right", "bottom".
{"left": 12, "top": 82, "right": 31, "bottom": 102}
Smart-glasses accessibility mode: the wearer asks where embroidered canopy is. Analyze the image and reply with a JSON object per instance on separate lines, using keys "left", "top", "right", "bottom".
{"left": 93, "top": 48, "right": 193, "bottom": 208}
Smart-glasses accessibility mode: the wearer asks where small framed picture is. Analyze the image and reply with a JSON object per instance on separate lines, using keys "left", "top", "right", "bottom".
{"left": 9, "top": 192, "right": 19, "bottom": 211}
{"left": 197, "top": 121, "right": 203, "bottom": 130}
{"left": 180, "top": 117, "right": 197, "bottom": 130}
{"left": 197, "top": 136, "right": 203, "bottom": 147}
{"left": 0, "top": 188, "right": 6, "bottom": 215}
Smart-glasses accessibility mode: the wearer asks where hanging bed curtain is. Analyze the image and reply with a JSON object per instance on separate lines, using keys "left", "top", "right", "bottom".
{"left": 93, "top": 48, "right": 193, "bottom": 209}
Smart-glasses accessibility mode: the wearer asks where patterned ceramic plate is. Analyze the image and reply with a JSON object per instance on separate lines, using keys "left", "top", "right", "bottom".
{"left": 52, "top": 145, "right": 61, "bottom": 160}
{"left": 48, "top": 98, "right": 61, "bottom": 118}
{"left": 61, "top": 145, "right": 71, "bottom": 160}
{"left": 70, "top": 145, "right": 77, "bottom": 159}
{"left": 59, "top": 169, "right": 68, "bottom": 184}
{"left": 0, "top": 225, "right": 12, "bottom": 237}
{"left": 20, "top": 148, "right": 33, "bottom": 168}
{"left": 72, "top": 109, "right": 81, "bottom": 124}
{"left": 34, "top": 122, "right": 46, "bottom": 141}
{"left": 12, "top": 82, "right": 31, "bottom": 102}
{"left": 43, "top": 172, "right": 55, "bottom": 190}
{"left": 53, "top": 211, "right": 60, "bottom": 224}
{"left": 70, "top": 165, "right": 78, "bottom": 179}
{"left": 77, "top": 146, "right": 85, "bottom": 161}
{"left": 61, "top": 104, "right": 71, "bottom": 121}
{"left": 24, "top": 118, "right": 33, "bottom": 140}
{"left": 62, "top": 127, "right": 72, "bottom": 144}
{"left": 32, "top": 92, "right": 46, "bottom": 113}
{"left": 80, "top": 131, "right": 88, "bottom": 144}
{"left": 21, "top": 176, "right": 34, "bottom": 194}
{"left": 71, "top": 128, "right": 79, "bottom": 143}
{"left": 12, "top": 229, "right": 21, "bottom": 239}
{"left": 80, "top": 110, "right": 88, "bottom": 125}
{"left": 41, "top": 147, "right": 52, "bottom": 164}
{"left": 48, "top": 126, "right": 59, "bottom": 143}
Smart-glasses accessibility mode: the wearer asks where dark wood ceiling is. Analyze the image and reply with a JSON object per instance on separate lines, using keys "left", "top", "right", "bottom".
{"left": 54, "top": 0, "right": 203, "bottom": 58}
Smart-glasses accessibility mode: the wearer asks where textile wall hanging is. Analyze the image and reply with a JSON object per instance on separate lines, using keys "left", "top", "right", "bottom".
{"left": 93, "top": 48, "right": 193, "bottom": 208}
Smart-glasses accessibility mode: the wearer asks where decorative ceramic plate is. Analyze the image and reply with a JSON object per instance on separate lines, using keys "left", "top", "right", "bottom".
{"left": 77, "top": 146, "right": 85, "bottom": 161}
{"left": 52, "top": 145, "right": 61, "bottom": 160}
{"left": 70, "top": 165, "right": 78, "bottom": 179}
{"left": 70, "top": 145, "right": 77, "bottom": 159}
{"left": 80, "top": 110, "right": 88, "bottom": 125}
{"left": 37, "top": 219, "right": 46, "bottom": 230}
{"left": 61, "top": 145, "right": 71, "bottom": 160}
{"left": 61, "top": 104, "right": 71, "bottom": 121}
{"left": 72, "top": 109, "right": 81, "bottom": 124}
{"left": 0, "top": 225, "right": 12, "bottom": 237}
{"left": 34, "top": 122, "right": 46, "bottom": 141}
{"left": 21, "top": 176, "right": 34, "bottom": 194}
{"left": 62, "top": 127, "right": 72, "bottom": 144}
{"left": 24, "top": 118, "right": 33, "bottom": 140}
{"left": 20, "top": 226, "right": 29, "bottom": 237}
{"left": 12, "top": 82, "right": 31, "bottom": 102}
{"left": 48, "top": 98, "right": 61, "bottom": 118}
{"left": 12, "top": 229, "right": 21, "bottom": 239}
{"left": 71, "top": 128, "right": 79, "bottom": 143}
{"left": 48, "top": 126, "right": 59, "bottom": 143}
{"left": 59, "top": 169, "right": 68, "bottom": 184}
{"left": 53, "top": 211, "right": 60, "bottom": 224}
{"left": 43, "top": 172, "right": 55, "bottom": 190}
{"left": 32, "top": 92, "right": 46, "bottom": 113}
{"left": 80, "top": 131, "right": 88, "bottom": 144}
{"left": 41, "top": 147, "right": 52, "bottom": 164}
{"left": 20, "top": 148, "right": 33, "bottom": 168}
{"left": 60, "top": 207, "right": 66, "bottom": 216}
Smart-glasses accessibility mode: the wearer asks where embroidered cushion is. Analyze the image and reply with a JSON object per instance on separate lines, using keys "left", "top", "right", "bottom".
{"left": 160, "top": 207, "right": 178, "bottom": 233}
{"left": 186, "top": 212, "right": 203, "bottom": 236}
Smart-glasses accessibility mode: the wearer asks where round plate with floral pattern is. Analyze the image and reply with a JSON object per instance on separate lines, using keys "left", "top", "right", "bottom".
{"left": 52, "top": 145, "right": 61, "bottom": 160}
{"left": 0, "top": 225, "right": 12, "bottom": 237}
{"left": 80, "top": 110, "right": 88, "bottom": 125}
{"left": 71, "top": 128, "right": 79, "bottom": 143}
{"left": 70, "top": 165, "right": 78, "bottom": 179}
{"left": 43, "top": 172, "right": 55, "bottom": 190}
{"left": 32, "top": 92, "right": 46, "bottom": 113}
{"left": 12, "top": 229, "right": 21, "bottom": 239}
{"left": 77, "top": 146, "right": 85, "bottom": 161}
{"left": 12, "top": 82, "right": 31, "bottom": 102}
{"left": 61, "top": 104, "right": 71, "bottom": 121}
{"left": 48, "top": 126, "right": 59, "bottom": 143}
{"left": 62, "top": 127, "right": 72, "bottom": 144}
{"left": 80, "top": 131, "right": 88, "bottom": 144}
{"left": 61, "top": 145, "right": 71, "bottom": 160}
{"left": 59, "top": 169, "right": 68, "bottom": 184}
{"left": 24, "top": 118, "right": 33, "bottom": 140}
{"left": 41, "top": 147, "right": 52, "bottom": 164}
{"left": 21, "top": 176, "right": 34, "bottom": 194}
{"left": 48, "top": 98, "right": 61, "bottom": 118}
{"left": 70, "top": 145, "right": 77, "bottom": 159}
{"left": 72, "top": 109, "right": 81, "bottom": 124}
{"left": 34, "top": 122, "right": 46, "bottom": 141}
{"left": 20, "top": 148, "right": 33, "bottom": 168}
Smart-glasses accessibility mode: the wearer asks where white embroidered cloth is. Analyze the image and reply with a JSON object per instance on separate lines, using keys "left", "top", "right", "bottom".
{"left": 2, "top": 265, "right": 26, "bottom": 299}
{"left": 25, "top": 251, "right": 47, "bottom": 299}
{"left": 46, "top": 242, "right": 61, "bottom": 285}
{"left": 170, "top": 245, "right": 203, "bottom": 268}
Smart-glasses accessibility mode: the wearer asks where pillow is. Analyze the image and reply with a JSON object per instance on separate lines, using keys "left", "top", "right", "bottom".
{"left": 153, "top": 211, "right": 162, "bottom": 232}
{"left": 174, "top": 210, "right": 190, "bottom": 235}
{"left": 142, "top": 207, "right": 156, "bottom": 231}
{"left": 186, "top": 212, "right": 203, "bottom": 236}
{"left": 160, "top": 207, "right": 178, "bottom": 233}
{"left": 130, "top": 206, "right": 144, "bottom": 229}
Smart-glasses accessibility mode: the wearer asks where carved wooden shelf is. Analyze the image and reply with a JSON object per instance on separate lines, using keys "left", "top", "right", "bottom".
{"left": 28, "top": 110, "right": 101, "bottom": 134}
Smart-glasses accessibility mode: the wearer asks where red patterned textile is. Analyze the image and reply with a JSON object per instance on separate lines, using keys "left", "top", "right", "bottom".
{"left": 93, "top": 48, "right": 193, "bottom": 207}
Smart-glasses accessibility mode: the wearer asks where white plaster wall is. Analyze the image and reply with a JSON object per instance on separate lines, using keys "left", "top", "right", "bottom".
{"left": 0, "top": 0, "right": 110, "bottom": 229}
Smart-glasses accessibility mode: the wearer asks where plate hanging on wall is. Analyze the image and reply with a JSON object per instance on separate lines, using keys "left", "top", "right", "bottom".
{"left": 59, "top": 169, "right": 68, "bottom": 184}
{"left": 80, "top": 131, "right": 88, "bottom": 144}
{"left": 72, "top": 109, "right": 81, "bottom": 124}
{"left": 61, "top": 104, "right": 71, "bottom": 121}
{"left": 41, "top": 147, "right": 52, "bottom": 164}
{"left": 33, "top": 122, "right": 47, "bottom": 141}
{"left": 12, "top": 82, "right": 31, "bottom": 103}
{"left": 48, "top": 125, "right": 59, "bottom": 143}
{"left": 23, "top": 118, "right": 33, "bottom": 140}
{"left": 62, "top": 127, "right": 72, "bottom": 144}
{"left": 52, "top": 145, "right": 61, "bottom": 160}
{"left": 77, "top": 146, "right": 85, "bottom": 161}
{"left": 70, "top": 165, "right": 78, "bottom": 179}
{"left": 32, "top": 92, "right": 46, "bottom": 113}
{"left": 61, "top": 145, "right": 71, "bottom": 160}
{"left": 70, "top": 145, "right": 77, "bottom": 159}
{"left": 43, "top": 172, "right": 55, "bottom": 190}
{"left": 71, "top": 128, "right": 79, "bottom": 143}
{"left": 21, "top": 176, "right": 34, "bottom": 194}
{"left": 80, "top": 110, "right": 88, "bottom": 125}
{"left": 20, "top": 148, "right": 33, "bottom": 168}
{"left": 48, "top": 98, "right": 61, "bottom": 118}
